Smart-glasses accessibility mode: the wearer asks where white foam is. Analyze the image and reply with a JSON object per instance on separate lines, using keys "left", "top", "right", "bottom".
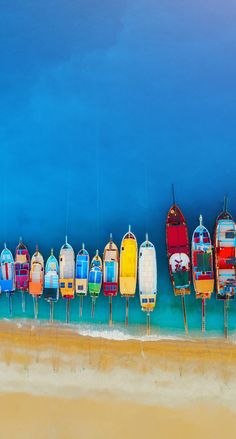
{"left": 76, "top": 326, "right": 187, "bottom": 342}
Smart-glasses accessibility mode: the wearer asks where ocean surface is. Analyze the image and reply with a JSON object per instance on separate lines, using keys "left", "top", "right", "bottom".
{"left": 1, "top": 0, "right": 236, "bottom": 335}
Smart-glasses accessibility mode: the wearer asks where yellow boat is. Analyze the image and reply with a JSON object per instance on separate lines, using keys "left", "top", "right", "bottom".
{"left": 119, "top": 225, "right": 137, "bottom": 297}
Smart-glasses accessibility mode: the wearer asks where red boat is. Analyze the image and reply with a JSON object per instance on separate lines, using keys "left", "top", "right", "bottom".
{"left": 166, "top": 203, "right": 191, "bottom": 297}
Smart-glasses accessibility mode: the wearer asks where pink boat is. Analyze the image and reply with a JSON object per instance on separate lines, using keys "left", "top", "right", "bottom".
{"left": 15, "top": 238, "right": 30, "bottom": 292}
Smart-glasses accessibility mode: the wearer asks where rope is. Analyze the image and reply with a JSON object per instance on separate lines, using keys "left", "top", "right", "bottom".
{"left": 95, "top": 140, "right": 100, "bottom": 250}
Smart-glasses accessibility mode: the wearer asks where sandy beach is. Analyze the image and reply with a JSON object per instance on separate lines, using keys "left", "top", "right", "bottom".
{"left": 0, "top": 320, "right": 236, "bottom": 438}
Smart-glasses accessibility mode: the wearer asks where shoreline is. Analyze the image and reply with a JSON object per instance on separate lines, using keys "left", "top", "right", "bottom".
{"left": 0, "top": 320, "right": 236, "bottom": 437}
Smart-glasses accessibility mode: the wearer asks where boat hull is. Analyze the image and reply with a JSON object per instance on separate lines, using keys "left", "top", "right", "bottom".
{"left": 166, "top": 205, "right": 191, "bottom": 296}
{"left": 75, "top": 252, "right": 89, "bottom": 296}
{"left": 139, "top": 242, "right": 157, "bottom": 312}
{"left": 214, "top": 213, "right": 236, "bottom": 300}
{"left": 192, "top": 224, "right": 214, "bottom": 299}
{"left": 59, "top": 241, "right": 75, "bottom": 299}
{"left": 29, "top": 251, "right": 44, "bottom": 297}
{"left": 120, "top": 232, "right": 137, "bottom": 297}
{"left": 15, "top": 245, "right": 30, "bottom": 292}
{"left": 0, "top": 248, "right": 15, "bottom": 293}
{"left": 103, "top": 241, "right": 119, "bottom": 297}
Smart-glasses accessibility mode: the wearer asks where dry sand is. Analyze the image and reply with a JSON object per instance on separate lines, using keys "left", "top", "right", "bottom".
{"left": 0, "top": 320, "right": 236, "bottom": 438}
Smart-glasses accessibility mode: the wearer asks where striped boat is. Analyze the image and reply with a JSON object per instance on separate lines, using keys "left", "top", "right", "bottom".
{"left": 215, "top": 201, "right": 236, "bottom": 301}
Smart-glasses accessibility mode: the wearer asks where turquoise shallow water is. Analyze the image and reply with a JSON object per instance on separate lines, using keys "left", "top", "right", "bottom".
{"left": 1, "top": 0, "right": 236, "bottom": 336}
{"left": 0, "top": 274, "right": 236, "bottom": 338}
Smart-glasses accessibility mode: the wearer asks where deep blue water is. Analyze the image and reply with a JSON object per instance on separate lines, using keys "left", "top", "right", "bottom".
{"left": 1, "top": 0, "right": 236, "bottom": 335}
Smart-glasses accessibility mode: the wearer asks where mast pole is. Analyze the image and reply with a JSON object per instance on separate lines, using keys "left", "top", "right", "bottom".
{"left": 91, "top": 298, "right": 95, "bottom": 319}
{"left": 125, "top": 297, "right": 129, "bottom": 326}
{"left": 21, "top": 291, "right": 26, "bottom": 313}
{"left": 109, "top": 296, "right": 113, "bottom": 327}
{"left": 202, "top": 298, "right": 206, "bottom": 333}
{"left": 66, "top": 298, "right": 70, "bottom": 323}
{"left": 50, "top": 301, "right": 54, "bottom": 322}
{"left": 34, "top": 296, "right": 38, "bottom": 319}
{"left": 79, "top": 296, "right": 83, "bottom": 318}
{"left": 146, "top": 312, "right": 151, "bottom": 336}
{"left": 181, "top": 294, "right": 188, "bottom": 334}
{"left": 224, "top": 299, "right": 229, "bottom": 340}
{"left": 8, "top": 294, "right": 13, "bottom": 317}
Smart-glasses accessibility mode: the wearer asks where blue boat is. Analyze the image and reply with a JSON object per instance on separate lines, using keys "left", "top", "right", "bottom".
{"left": 0, "top": 244, "right": 15, "bottom": 294}
{"left": 75, "top": 243, "right": 89, "bottom": 317}
{"left": 44, "top": 249, "right": 59, "bottom": 321}
{"left": 0, "top": 244, "right": 15, "bottom": 315}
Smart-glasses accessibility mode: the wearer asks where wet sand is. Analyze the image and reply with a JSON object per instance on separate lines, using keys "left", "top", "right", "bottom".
{"left": 0, "top": 320, "right": 236, "bottom": 438}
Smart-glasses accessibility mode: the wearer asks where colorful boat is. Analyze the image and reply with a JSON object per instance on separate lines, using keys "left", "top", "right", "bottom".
{"left": 44, "top": 249, "right": 59, "bottom": 302}
{"left": 103, "top": 234, "right": 119, "bottom": 297}
{"left": 15, "top": 238, "right": 30, "bottom": 292}
{"left": 166, "top": 207, "right": 191, "bottom": 296}
{"left": 59, "top": 236, "right": 75, "bottom": 299}
{"left": 120, "top": 225, "right": 137, "bottom": 325}
{"left": 88, "top": 250, "right": 102, "bottom": 317}
{"left": 29, "top": 247, "right": 44, "bottom": 319}
{"left": 138, "top": 234, "right": 157, "bottom": 315}
{"left": 215, "top": 200, "right": 236, "bottom": 301}
{"left": 0, "top": 244, "right": 15, "bottom": 294}
{"left": 75, "top": 243, "right": 89, "bottom": 317}
{"left": 44, "top": 249, "right": 59, "bottom": 321}
{"left": 192, "top": 215, "right": 214, "bottom": 332}
{"left": 192, "top": 215, "right": 214, "bottom": 299}
{"left": 29, "top": 247, "right": 44, "bottom": 297}
{"left": 103, "top": 235, "right": 119, "bottom": 325}
{"left": 120, "top": 226, "right": 137, "bottom": 297}
{"left": 166, "top": 188, "right": 190, "bottom": 333}
{"left": 15, "top": 238, "right": 30, "bottom": 312}
{"left": 0, "top": 244, "right": 15, "bottom": 316}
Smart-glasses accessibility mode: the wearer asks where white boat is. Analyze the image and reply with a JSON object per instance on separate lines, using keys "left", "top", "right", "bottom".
{"left": 138, "top": 234, "right": 157, "bottom": 313}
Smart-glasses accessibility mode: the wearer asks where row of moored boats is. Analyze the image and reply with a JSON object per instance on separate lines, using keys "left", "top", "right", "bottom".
{"left": 0, "top": 189, "right": 235, "bottom": 337}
